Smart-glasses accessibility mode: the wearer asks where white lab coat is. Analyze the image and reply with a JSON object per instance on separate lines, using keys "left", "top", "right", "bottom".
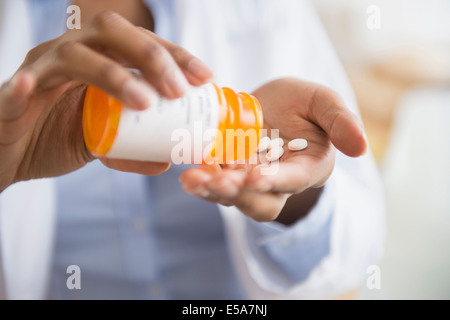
{"left": 0, "top": 0, "right": 385, "bottom": 299}
{"left": 0, "top": 0, "right": 57, "bottom": 300}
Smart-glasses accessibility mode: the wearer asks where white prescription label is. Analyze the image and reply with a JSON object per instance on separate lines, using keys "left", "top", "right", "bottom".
{"left": 106, "top": 83, "right": 220, "bottom": 164}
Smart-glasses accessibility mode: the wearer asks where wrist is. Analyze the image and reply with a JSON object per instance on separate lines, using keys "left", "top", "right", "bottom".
{"left": 275, "top": 186, "right": 324, "bottom": 226}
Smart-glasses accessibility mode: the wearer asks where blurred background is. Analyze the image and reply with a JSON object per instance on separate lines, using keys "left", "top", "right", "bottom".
{"left": 311, "top": 0, "right": 450, "bottom": 299}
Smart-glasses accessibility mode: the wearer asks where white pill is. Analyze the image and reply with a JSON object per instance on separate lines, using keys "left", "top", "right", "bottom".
{"left": 270, "top": 138, "right": 285, "bottom": 148}
{"left": 288, "top": 139, "right": 308, "bottom": 151}
{"left": 266, "top": 146, "right": 285, "bottom": 162}
{"left": 257, "top": 136, "right": 271, "bottom": 153}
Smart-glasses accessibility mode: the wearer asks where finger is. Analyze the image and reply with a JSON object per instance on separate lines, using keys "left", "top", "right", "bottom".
{"left": 29, "top": 41, "right": 157, "bottom": 110}
{"left": 245, "top": 155, "right": 333, "bottom": 194}
{"left": 204, "top": 169, "right": 247, "bottom": 198}
{"left": 180, "top": 166, "right": 246, "bottom": 199}
{"left": 0, "top": 71, "right": 36, "bottom": 121}
{"left": 179, "top": 165, "right": 220, "bottom": 197}
{"left": 148, "top": 32, "right": 214, "bottom": 86}
{"left": 307, "top": 86, "right": 367, "bottom": 157}
{"left": 231, "top": 189, "right": 289, "bottom": 222}
{"left": 180, "top": 166, "right": 287, "bottom": 221}
{"left": 195, "top": 188, "right": 287, "bottom": 222}
{"left": 181, "top": 166, "right": 247, "bottom": 199}
{"left": 100, "top": 158, "right": 171, "bottom": 175}
{"left": 88, "top": 12, "right": 209, "bottom": 98}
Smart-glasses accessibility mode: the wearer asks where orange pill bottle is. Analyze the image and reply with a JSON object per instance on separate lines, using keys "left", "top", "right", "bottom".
{"left": 82, "top": 83, "right": 263, "bottom": 164}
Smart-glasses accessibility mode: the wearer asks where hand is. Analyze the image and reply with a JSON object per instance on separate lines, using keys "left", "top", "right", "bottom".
{"left": 179, "top": 78, "right": 367, "bottom": 222}
{"left": 0, "top": 12, "right": 213, "bottom": 192}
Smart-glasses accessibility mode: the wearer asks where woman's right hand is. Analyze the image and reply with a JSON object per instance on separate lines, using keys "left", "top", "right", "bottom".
{"left": 0, "top": 11, "right": 214, "bottom": 192}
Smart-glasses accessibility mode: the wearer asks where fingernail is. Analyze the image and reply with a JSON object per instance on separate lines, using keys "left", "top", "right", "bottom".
{"left": 220, "top": 185, "right": 239, "bottom": 198}
{"left": 226, "top": 186, "right": 240, "bottom": 198}
{"left": 187, "top": 59, "right": 214, "bottom": 81}
{"left": 123, "top": 79, "right": 157, "bottom": 110}
{"left": 198, "top": 189, "right": 211, "bottom": 198}
{"left": 187, "top": 186, "right": 211, "bottom": 198}
{"left": 209, "top": 179, "right": 239, "bottom": 198}
{"left": 163, "top": 68, "right": 189, "bottom": 97}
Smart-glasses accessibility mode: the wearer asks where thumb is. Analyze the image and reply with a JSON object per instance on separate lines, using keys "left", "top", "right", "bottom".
{"left": 307, "top": 86, "right": 367, "bottom": 157}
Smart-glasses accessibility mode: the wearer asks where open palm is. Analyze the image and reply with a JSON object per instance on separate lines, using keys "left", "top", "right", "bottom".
{"left": 179, "top": 77, "right": 367, "bottom": 222}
